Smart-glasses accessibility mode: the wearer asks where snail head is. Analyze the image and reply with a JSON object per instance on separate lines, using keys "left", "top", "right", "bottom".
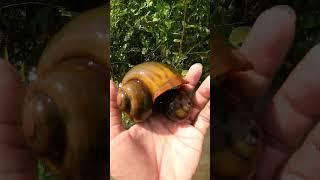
{"left": 166, "top": 90, "right": 193, "bottom": 122}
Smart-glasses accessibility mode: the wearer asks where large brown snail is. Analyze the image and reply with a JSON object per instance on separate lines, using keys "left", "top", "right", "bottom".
{"left": 117, "top": 62, "right": 193, "bottom": 123}
{"left": 212, "top": 32, "right": 263, "bottom": 179}
{"left": 21, "top": 4, "right": 109, "bottom": 179}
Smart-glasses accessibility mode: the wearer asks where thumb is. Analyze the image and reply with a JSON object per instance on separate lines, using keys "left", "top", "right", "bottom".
{"left": 0, "top": 61, "right": 36, "bottom": 180}
{"left": 110, "top": 80, "right": 125, "bottom": 140}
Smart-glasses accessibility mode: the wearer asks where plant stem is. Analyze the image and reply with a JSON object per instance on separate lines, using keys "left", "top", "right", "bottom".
{"left": 179, "top": 0, "right": 188, "bottom": 57}
{"left": 0, "top": 2, "right": 62, "bottom": 11}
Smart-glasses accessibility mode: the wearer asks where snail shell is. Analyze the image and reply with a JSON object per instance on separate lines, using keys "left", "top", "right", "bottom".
{"left": 22, "top": 4, "right": 109, "bottom": 179}
{"left": 213, "top": 99, "right": 263, "bottom": 179}
{"left": 211, "top": 32, "right": 263, "bottom": 179}
{"left": 211, "top": 31, "right": 253, "bottom": 78}
{"left": 117, "top": 62, "right": 193, "bottom": 122}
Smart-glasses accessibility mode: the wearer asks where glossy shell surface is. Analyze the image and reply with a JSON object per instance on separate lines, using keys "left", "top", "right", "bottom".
{"left": 121, "top": 62, "right": 187, "bottom": 101}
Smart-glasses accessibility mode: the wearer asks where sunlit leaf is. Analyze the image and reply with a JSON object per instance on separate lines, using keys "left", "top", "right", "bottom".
{"left": 181, "top": 69, "right": 188, "bottom": 76}
{"left": 228, "top": 26, "right": 251, "bottom": 48}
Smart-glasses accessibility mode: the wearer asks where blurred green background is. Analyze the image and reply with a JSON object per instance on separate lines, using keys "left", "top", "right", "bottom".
{"left": 110, "top": 0, "right": 210, "bottom": 83}
{"left": 0, "top": 1, "right": 105, "bottom": 180}
{"left": 110, "top": 1, "right": 210, "bottom": 180}
{"left": 212, "top": 0, "right": 320, "bottom": 92}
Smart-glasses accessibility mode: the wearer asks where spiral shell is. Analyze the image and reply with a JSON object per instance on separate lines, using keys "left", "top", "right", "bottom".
{"left": 117, "top": 62, "right": 192, "bottom": 122}
{"left": 211, "top": 31, "right": 262, "bottom": 179}
{"left": 121, "top": 62, "right": 187, "bottom": 100}
{"left": 22, "top": 4, "right": 109, "bottom": 179}
{"left": 211, "top": 31, "right": 253, "bottom": 78}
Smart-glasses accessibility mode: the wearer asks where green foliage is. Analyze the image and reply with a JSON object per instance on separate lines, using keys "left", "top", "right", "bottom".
{"left": 228, "top": 26, "right": 250, "bottom": 48}
{"left": 212, "top": 0, "right": 320, "bottom": 87}
{"left": 0, "top": 2, "right": 73, "bottom": 80}
{"left": 122, "top": 113, "right": 136, "bottom": 129}
{"left": 37, "top": 160, "right": 60, "bottom": 180}
{"left": 111, "top": 0, "right": 210, "bottom": 81}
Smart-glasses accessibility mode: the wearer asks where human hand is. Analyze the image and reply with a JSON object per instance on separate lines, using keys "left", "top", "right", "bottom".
{"left": 0, "top": 60, "right": 36, "bottom": 180}
{"left": 110, "top": 63, "right": 210, "bottom": 180}
{"left": 220, "top": 5, "right": 320, "bottom": 180}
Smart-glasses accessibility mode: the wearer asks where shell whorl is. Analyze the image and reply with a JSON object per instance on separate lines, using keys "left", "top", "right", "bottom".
{"left": 118, "top": 62, "right": 190, "bottom": 122}
{"left": 117, "top": 80, "right": 153, "bottom": 122}
{"left": 121, "top": 62, "right": 187, "bottom": 101}
{"left": 22, "top": 4, "right": 109, "bottom": 178}
{"left": 37, "top": 5, "right": 110, "bottom": 75}
{"left": 24, "top": 61, "right": 107, "bottom": 175}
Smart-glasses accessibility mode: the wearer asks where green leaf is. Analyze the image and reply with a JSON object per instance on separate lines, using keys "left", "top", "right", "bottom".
{"left": 181, "top": 70, "right": 188, "bottom": 76}
{"left": 229, "top": 26, "right": 251, "bottom": 48}
{"left": 142, "top": 48, "right": 147, "bottom": 54}
{"left": 146, "top": 0, "right": 153, "bottom": 7}
{"left": 165, "top": 20, "right": 173, "bottom": 29}
{"left": 2, "top": 46, "right": 8, "bottom": 62}
{"left": 186, "top": 24, "right": 196, "bottom": 28}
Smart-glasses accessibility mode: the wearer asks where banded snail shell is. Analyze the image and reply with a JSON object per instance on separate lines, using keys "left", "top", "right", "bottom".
{"left": 211, "top": 31, "right": 262, "bottom": 179}
{"left": 117, "top": 62, "right": 192, "bottom": 122}
{"left": 22, "top": 4, "right": 109, "bottom": 179}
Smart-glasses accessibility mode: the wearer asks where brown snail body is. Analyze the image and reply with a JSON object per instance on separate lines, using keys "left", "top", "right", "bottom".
{"left": 22, "top": 4, "right": 109, "bottom": 179}
{"left": 211, "top": 32, "right": 263, "bottom": 179}
{"left": 117, "top": 62, "right": 193, "bottom": 122}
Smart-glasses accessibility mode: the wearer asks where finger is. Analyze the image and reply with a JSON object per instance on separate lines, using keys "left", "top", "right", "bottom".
{"left": 0, "top": 62, "right": 25, "bottom": 124}
{"left": 241, "top": 5, "right": 296, "bottom": 78}
{"left": 110, "top": 80, "right": 125, "bottom": 140}
{"left": 224, "top": 5, "right": 296, "bottom": 100}
{"left": 183, "top": 63, "right": 203, "bottom": 92}
{"left": 279, "top": 121, "right": 320, "bottom": 180}
{"left": 194, "top": 101, "right": 210, "bottom": 135}
{"left": 0, "top": 61, "right": 36, "bottom": 179}
{"left": 255, "top": 45, "right": 320, "bottom": 179}
{"left": 190, "top": 76, "right": 210, "bottom": 125}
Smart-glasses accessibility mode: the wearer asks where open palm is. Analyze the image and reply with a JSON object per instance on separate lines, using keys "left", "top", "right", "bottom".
{"left": 110, "top": 64, "right": 210, "bottom": 180}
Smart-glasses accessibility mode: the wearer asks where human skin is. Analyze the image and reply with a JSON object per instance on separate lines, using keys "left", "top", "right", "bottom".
{"left": 110, "top": 64, "right": 210, "bottom": 180}
{"left": 1, "top": 4, "right": 320, "bottom": 180}
{"left": 0, "top": 60, "right": 36, "bottom": 180}
{"left": 0, "top": 60, "right": 210, "bottom": 180}
{"left": 222, "top": 5, "right": 320, "bottom": 180}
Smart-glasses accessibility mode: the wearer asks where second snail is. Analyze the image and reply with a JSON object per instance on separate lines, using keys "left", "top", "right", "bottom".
{"left": 117, "top": 62, "right": 193, "bottom": 123}
{"left": 21, "top": 4, "right": 109, "bottom": 180}
{"left": 212, "top": 32, "right": 263, "bottom": 180}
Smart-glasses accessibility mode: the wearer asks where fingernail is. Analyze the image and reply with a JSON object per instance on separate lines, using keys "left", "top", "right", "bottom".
{"left": 270, "top": 5, "right": 296, "bottom": 19}
{"left": 192, "top": 63, "right": 203, "bottom": 70}
{"left": 281, "top": 173, "right": 303, "bottom": 180}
